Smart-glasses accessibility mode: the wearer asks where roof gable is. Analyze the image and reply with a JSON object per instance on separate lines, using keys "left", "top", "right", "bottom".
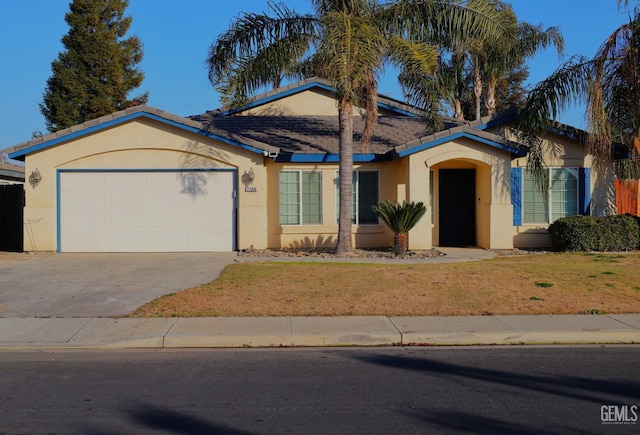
{"left": 206, "top": 77, "right": 424, "bottom": 118}
{"left": 6, "top": 106, "right": 279, "bottom": 161}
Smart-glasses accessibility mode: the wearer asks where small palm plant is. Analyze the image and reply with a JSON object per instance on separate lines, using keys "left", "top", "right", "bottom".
{"left": 372, "top": 200, "right": 427, "bottom": 256}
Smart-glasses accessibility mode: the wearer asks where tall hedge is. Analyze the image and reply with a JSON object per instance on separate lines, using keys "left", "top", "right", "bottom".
{"left": 548, "top": 215, "right": 640, "bottom": 251}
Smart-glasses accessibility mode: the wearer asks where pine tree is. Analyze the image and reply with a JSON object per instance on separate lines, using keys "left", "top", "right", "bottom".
{"left": 40, "top": 0, "right": 147, "bottom": 132}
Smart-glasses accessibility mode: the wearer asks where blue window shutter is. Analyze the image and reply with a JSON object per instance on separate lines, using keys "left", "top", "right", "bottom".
{"left": 511, "top": 167, "right": 522, "bottom": 226}
{"left": 579, "top": 168, "right": 591, "bottom": 215}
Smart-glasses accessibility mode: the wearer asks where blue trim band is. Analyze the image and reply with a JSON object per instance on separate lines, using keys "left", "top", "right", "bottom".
{"left": 275, "top": 153, "right": 379, "bottom": 163}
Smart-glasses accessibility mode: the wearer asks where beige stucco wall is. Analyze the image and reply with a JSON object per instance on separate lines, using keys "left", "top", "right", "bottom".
{"left": 22, "top": 118, "right": 269, "bottom": 252}
{"left": 265, "top": 160, "right": 407, "bottom": 250}
{"left": 237, "top": 88, "right": 400, "bottom": 117}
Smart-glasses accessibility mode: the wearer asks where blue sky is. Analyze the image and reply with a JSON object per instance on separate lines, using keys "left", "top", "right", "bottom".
{"left": 0, "top": 0, "right": 634, "bottom": 151}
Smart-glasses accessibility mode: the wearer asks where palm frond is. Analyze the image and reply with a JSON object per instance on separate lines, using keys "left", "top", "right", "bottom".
{"left": 206, "top": 2, "right": 317, "bottom": 98}
{"left": 518, "top": 55, "right": 593, "bottom": 133}
{"left": 372, "top": 200, "right": 427, "bottom": 234}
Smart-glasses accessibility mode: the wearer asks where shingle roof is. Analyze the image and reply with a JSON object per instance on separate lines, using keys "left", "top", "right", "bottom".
{"left": 0, "top": 160, "right": 25, "bottom": 181}
{"left": 190, "top": 111, "right": 527, "bottom": 157}
{"left": 190, "top": 113, "right": 448, "bottom": 155}
{"left": 3, "top": 80, "right": 531, "bottom": 162}
{"left": 5, "top": 105, "right": 279, "bottom": 160}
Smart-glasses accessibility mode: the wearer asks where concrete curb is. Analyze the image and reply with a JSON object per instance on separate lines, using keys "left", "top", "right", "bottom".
{"left": 0, "top": 314, "right": 639, "bottom": 349}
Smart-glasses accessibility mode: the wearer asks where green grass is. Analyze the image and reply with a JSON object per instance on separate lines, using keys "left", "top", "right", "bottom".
{"left": 535, "top": 282, "right": 554, "bottom": 288}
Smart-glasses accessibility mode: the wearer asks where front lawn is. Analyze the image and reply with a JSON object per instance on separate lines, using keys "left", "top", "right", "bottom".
{"left": 131, "top": 252, "right": 640, "bottom": 317}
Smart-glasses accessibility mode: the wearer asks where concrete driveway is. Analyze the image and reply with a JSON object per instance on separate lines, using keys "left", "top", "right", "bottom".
{"left": 0, "top": 252, "right": 236, "bottom": 317}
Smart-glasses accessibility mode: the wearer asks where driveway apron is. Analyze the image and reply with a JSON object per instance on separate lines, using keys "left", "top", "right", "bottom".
{"left": 0, "top": 252, "right": 235, "bottom": 317}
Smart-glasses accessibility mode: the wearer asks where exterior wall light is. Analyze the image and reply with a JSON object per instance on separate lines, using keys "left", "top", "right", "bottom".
{"left": 29, "top": 168, "right": 42, "bottom": 189}
{"left": 242, "top": 167, "right": 256, "bottom": 192}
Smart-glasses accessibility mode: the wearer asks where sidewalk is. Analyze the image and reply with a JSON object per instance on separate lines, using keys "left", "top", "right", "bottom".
{"left": 1, "top": 314, "right": 639, "bottom": 349}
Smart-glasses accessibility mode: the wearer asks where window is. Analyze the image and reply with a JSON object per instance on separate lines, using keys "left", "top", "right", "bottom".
{"left": 335, "top": 171, "right": 379, "bottom": 225}
{"left": 523, "top": 168, "right": 578, "bottom": 224}
{"left": 279, "top": 171, "right": 322, "bottom": 225}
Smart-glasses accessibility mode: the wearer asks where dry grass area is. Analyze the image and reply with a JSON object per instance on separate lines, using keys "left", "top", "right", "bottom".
{"left": 131, "top": 252, "right": 640, "bottom": 317}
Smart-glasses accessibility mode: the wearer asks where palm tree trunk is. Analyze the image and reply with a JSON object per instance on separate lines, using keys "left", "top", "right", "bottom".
{"left": 453, "top": 97, "right": 464, "bottom": 120}
{"left": 474, "top": 61, "right": 483, "bottom": 120}
{"left": 485, "top": 76, "right": 497, "bottom": 118}
{"left": 336, "top": 95, "right": 354, "bottom": 254}
{"left": 393, "top": 232, "right": 408, "bottom": 256}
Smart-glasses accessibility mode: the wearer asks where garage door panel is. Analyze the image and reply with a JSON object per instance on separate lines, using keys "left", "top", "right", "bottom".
{"left": 64, "top": 213, "right": 106, "bottom": 231}
{"left": 147, "top": 232, "right": 192, "bottom": 252}
{"left": 109, "top": 192, "right": 147, "bottom": 211}
{"left": 147, "top": 213, "right": 189, "bottom": 231}
{"left": 63, "top": 192, "right": 106, "bottom": 212}
{"left": 64, "top": 232, "right": 106, "bottom": 252}
{"left": 60, "top": 171, "right": 235, "bottom": 252}
{"left": 109, "top": 213, "right": 148, "bottom": 231}
{"left": 148, "top": 191, "right": 189, "bottom": 211}
{"left": 189, "top": 233, "right": 231, "bottom": 251}
{"left": 61, "top": 172, "right": 105, "bottom": 190}
{"left": 106, "top": 172, "right": 147, "bottom": 190}
{"left": 191, "top": 212, "right": 232, "bottom": 231}
{"left": 107, "top": 232, "right": 149, "bottom": 252}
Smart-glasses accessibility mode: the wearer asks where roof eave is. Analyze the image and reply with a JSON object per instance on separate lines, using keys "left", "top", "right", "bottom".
{"left": 393, "top": 131, "right": 527, "bottom": 159}
{"left": 6, "top": 108, "right": 278, "bottom": 160}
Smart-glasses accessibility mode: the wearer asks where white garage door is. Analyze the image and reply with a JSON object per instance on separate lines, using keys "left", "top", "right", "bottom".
{"left": 59, "top": 171, "right": 235, "bottom": 252}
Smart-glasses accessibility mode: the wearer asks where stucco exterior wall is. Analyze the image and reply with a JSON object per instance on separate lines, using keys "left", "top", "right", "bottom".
{"left": 265, "top": 160, "right": 407, "bottom": 250}
{"left": 22, "top": 118, "right": 268, "bottom": 252}
{"left": 237, "top": 88, "right": 400, "bottom": 117}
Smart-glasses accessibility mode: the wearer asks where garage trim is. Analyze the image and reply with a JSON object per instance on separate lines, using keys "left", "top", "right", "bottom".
{"left": 56, "top": 168, "right": 238, "bottom": 252}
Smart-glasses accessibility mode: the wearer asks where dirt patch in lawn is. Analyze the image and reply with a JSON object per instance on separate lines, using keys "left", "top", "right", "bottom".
{"left": 131, "top": 252, "right": 640, "bottom": 317}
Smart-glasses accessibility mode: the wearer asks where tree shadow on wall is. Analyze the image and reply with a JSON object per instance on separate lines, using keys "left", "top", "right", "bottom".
{"left": 178, "top": 137, "right": 236, "bottom": 198}
{"left": 287, "top": 235, "right": 336, "bottom": 250}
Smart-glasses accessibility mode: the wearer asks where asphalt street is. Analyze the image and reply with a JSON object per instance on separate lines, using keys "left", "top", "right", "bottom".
{"left": 1, "top": 346, "right": 639, "bottom": 434}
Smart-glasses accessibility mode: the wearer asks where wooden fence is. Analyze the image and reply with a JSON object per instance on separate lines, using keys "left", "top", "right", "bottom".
{"left": 0, "top": 184, "right": 24, "bottom": 251}
{"left": 616, "top": 178, "right": 640, "bottom": 216}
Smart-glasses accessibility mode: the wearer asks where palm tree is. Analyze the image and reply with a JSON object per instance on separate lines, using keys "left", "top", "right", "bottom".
{"left": 207, "top": 0, "right": 509, "bottom": 254}
{"left": 400, "top": 0, "right": 562, "bottom": 122}
{"left": 372, "top": 200, "right": 427, "bottom": 255}
{"left": 482, "top": 18, "right": 563, "bottom": 118}
{"left": 519, "top": 1, "right": 640, "bottom": 178}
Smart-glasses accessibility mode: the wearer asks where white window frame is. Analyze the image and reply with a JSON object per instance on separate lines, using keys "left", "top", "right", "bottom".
{"left": 523, "top": 167, "right": 579, "bottom": 224}
{"left": 279, "top": 170, "right": 323, "bottom": 226}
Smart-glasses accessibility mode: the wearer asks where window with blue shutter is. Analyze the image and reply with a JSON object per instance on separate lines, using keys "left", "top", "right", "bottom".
{"left": 579, "top": 167, "right": 591, "bottom": 215}
{"left": 511, "top": 167, "right": 522, "bottom": 226}
{"left": 520, "top": 168, "right": 582, "bottom": 224}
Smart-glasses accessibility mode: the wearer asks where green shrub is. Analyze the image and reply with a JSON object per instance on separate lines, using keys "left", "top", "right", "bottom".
{"left": 548, "top": 215, "right": 640, "bottom": 252}
{"left": 548, "top": 215, "right": 599, "bottom": 251}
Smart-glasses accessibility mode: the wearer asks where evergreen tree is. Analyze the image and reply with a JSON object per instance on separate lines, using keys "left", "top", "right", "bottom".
{"left": 40, "top": 0, "right": 147, "bottom": 132}
{"left": 494, "top": 63, "right": 529, "bottom": 113}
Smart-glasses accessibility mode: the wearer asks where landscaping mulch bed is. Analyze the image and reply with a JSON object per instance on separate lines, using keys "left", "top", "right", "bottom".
{"left": 236, "top": 247, "right": 446, "bottom": 259}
